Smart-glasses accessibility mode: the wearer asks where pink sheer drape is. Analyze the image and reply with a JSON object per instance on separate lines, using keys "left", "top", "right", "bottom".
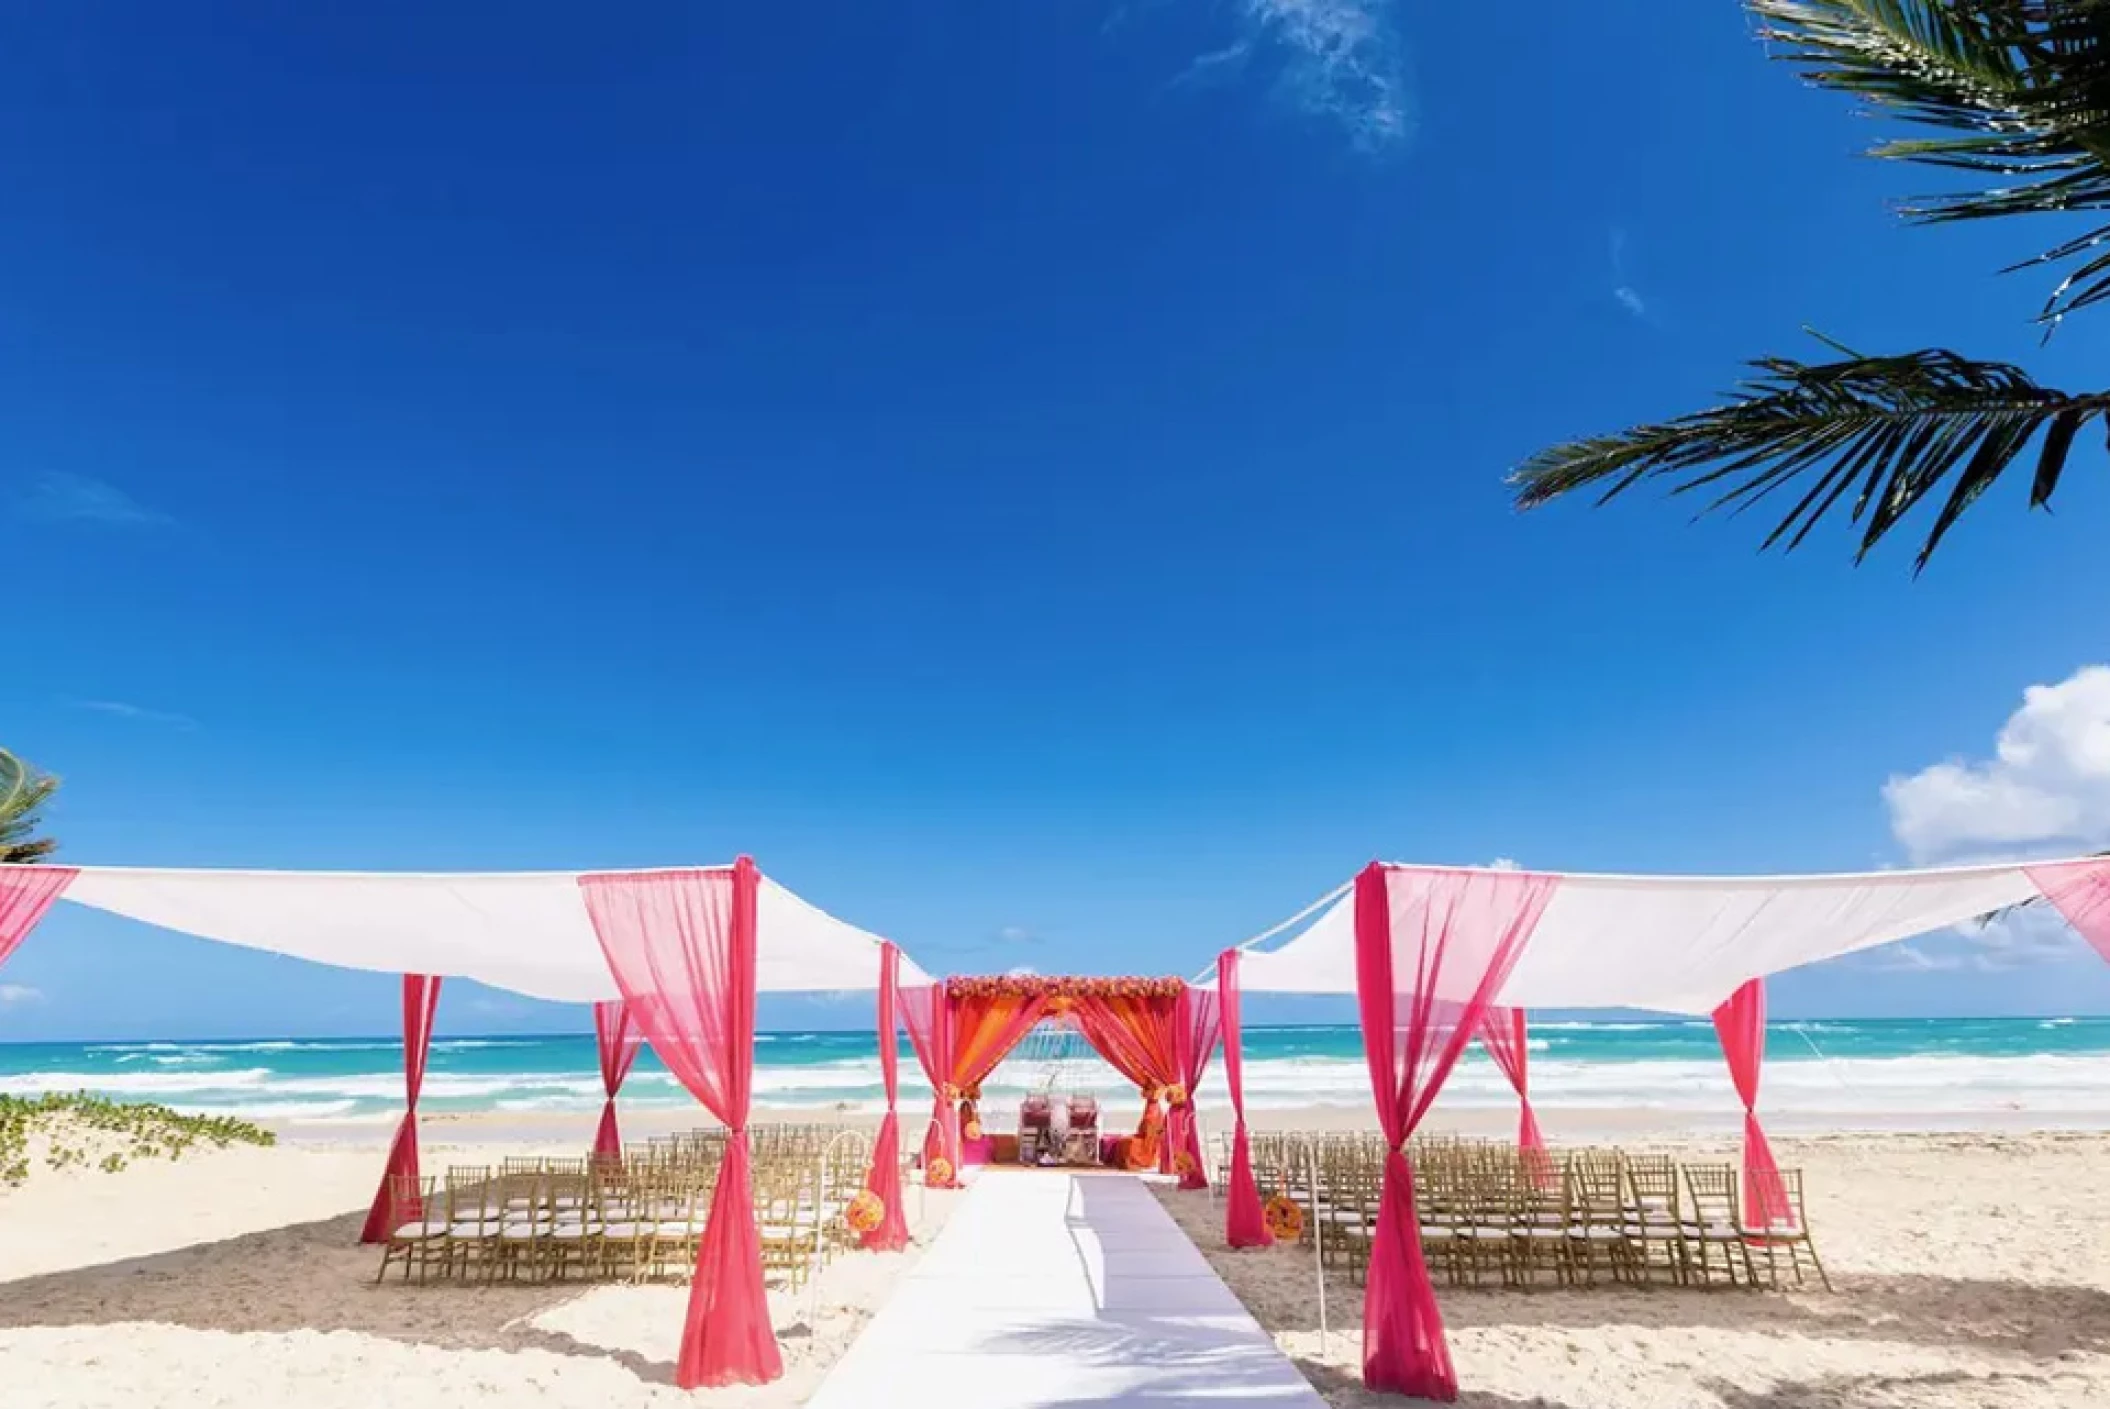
{"left": 579, "top": 860, "right": 780, "bottom": 1389}
{"left": 1217, "top": 949, "right": 1269, "bottom": 1247}
{"left": 592, "top": 999, "right": 644, "bottom": 1161}
{"left": 1356, "top": 863, "right": 1558, "bottom": 1401}
{"left": 1478, "top": 1006, "right": 1552, "bottom": 1185}
{"left": 899, "top": 980, "right": 957, "bottom": 1185}
{"left": 1169, "top": 984, "right": 1222, "bottom": 1188}
{"left": 1072, "top": 991, "right": 1182, "bottom": 1162}
{"left": 1712, "top": 978, "right": 1792, "bottom": 1231}
{"left": 360, "top": 974, "right": 442, "bottom": 1244}
{"left": 0, "top": 867, "right": 76, "bottom": 972}
{"left": 2024, "top": 859, "right": 2110, "bottom": 964}
{"left": 860, "top": 943, "right": 910, "bottom": 1251}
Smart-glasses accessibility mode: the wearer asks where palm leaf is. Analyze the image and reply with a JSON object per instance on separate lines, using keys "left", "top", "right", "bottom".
{"left": 1753, "top": 1, "right": 2110, "bottom": 322}
{"left": 1511, "top": 340, "right": 2110, "bottom": 568}
{"left": 0, "top": 750, "right": 59, "bottom": 866}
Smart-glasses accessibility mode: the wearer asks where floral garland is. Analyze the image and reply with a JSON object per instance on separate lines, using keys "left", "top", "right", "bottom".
{"left": 1263, "top": 1195, "right": 1305, "bottom": 1242}
{"left": 844, "top": 1190, "right": 885, "bottom": 1234}
{"left": 945, "top": 975, "right": 1186, "bottom": 1001}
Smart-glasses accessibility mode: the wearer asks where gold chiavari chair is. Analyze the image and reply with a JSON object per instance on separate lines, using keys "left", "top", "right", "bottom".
{"left": 1679, "top": 1162, "right": 1755, "bottom": 1287}
{"left": 1564, "top": 1158, "right": 1632, "bottom": 1287}
{"left": 374, "top": 1173, "right": 446, "bottom": 1283}
{"left": 1621, "top": 1153, "right": 1687, "bottom": 1285}
{"left": 1739, "top": 1167, "right": 1830, "bottom": 1292}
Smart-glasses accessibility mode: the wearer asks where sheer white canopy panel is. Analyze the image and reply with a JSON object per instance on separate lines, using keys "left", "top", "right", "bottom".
{"left": 43, "top": 866, "right": 927, "bottom": 1004}
{"left": 1234, "top": 861, "right": 2049, "bottom": 1015}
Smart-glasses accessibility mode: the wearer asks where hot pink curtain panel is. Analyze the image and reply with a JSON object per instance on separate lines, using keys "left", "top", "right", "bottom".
{"left": 1477, "top": 1006, "right": 1552, "bottom": 1185}
{"left": 0, "top": 866, "right": 76, "bottom": 972}
{"left": 899, "top": 979, "right": 958, "bottom": 1185}
{"left": 579, "top": 860, "right": 781, "bottom": 1390}
{"left": 1217, "top": 949, "right": 1270, "bottom": 1247}
{"left": 1355, "top": 863, "right": 1557, "bottom": 1401}
{"left": 861, "top": 943, "right": 911, "bottom": 1251}
{"left": 1169, "top": 984, "right": 1222, "bottom": 1188}
{"left": 592, "top": 999, "right": 643, "bottom": 1161}
{"left": 1711, "top": 978, "right": 1792, "bottom": 1231}
{"left": 2025, "top": 859, "right": 2110, "bottom": 964}
{"left": 360, "top": 973, "right": 443, "bottom": 1244}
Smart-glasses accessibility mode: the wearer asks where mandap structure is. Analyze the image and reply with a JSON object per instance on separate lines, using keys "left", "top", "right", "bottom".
{"left": 899, "top": 973, "right": 1223, "bottom": 1191}
{"left": 0, "top": 857, "right": 935, "bottom": 1390}
{"left": 1213, "top": 856, "right": 2110, "bottom": 1401}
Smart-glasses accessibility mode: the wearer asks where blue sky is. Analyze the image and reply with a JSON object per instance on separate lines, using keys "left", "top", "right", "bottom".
{"left": 8, "top": 0, "right": 2110, "bottom": 1040}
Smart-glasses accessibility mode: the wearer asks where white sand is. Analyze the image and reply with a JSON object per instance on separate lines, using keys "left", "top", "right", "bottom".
{"left": 4, "top": 1121, "right": 2108, "bottom": 1407}
{"left": 1156, "top": 1129, "right": 2110, "bottom": 1409}
{"left": 0, "top": 1135, "right": 960, "bottom": 1408}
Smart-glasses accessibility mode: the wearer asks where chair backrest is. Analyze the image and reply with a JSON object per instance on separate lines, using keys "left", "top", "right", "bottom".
{"left": 1682, "top": 1162, "right": 1742, "bottom": 1229}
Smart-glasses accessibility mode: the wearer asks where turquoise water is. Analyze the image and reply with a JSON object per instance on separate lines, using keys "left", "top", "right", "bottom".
{"left": 1, "top": 1017, "right": 2107, "bottom": 1126}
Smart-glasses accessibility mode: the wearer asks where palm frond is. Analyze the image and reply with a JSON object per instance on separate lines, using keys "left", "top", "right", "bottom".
{"left": 0, "top": 750, "right": 59, "bottom": 866}
{"left": 1511, "top": 339, "right": 2110, "bottom": 569}
{"left": 1753, "top": 0, "right": 2110, "bottom": 321}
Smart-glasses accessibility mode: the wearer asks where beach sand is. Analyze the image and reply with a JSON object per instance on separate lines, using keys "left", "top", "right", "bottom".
{"left": 1156, "top": 1128, "right": 2110, "bottom": 1409}
{"left": 2, "top": 1115, "right": 2106, "bottom": 1406}
{"left": 0, "top": 1130, "right": 961, "bottom": 1408}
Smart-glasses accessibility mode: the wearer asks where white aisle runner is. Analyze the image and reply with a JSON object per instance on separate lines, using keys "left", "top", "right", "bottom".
{"left": 807, "top": 1172, "right": 1326, "bottom": 1409}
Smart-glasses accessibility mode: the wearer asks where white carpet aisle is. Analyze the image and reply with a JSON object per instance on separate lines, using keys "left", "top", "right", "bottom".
{"left": 808, "top": 1172, "right": 1326, "bottom": 1408}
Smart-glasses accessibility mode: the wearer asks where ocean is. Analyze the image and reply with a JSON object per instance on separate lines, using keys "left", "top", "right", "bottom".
{"left": 3, "top": 1017, "right": 2108, "bottom": 1129}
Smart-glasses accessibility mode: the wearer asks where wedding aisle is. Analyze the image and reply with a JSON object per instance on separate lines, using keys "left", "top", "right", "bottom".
{"left": 807, "top": 1171, "right": 1324, "bottom": 1408}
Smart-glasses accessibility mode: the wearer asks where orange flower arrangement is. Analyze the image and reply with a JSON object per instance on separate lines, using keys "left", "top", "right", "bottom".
{"left": 945, "top": 975, "right": 1185, "bottom": 1000}
{"left": 1159, "top": 1084, "right": 1188, "bottom": 1106}
{"left": 845, "top": 1190, "right": 885, "bottom": 1234}
{"left": 925, "top": 1156, "right": 955, "bottom": 1187}
{"left": 963, "top": 1118, "right": 984, "bottom": 1141}
{"left": 1263, "top": 1195, "right": 1305, "bottom": 1242}
{"left": 1172, "top": 1151, "right": 1199, "bottom": 1179}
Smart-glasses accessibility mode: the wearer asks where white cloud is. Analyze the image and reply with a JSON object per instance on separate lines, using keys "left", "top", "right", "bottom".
{"left": 1239, "top": 0, "right": 1413, "bottom": 151}
{"left": 71, "top": 699, "right": 198, "bottom": 730}
{"left": 996, "top": 925, "right": 1036, "bottom": 944}
{"left": 1005, "top": 965, "right": 1039, "bottom": 978}
{"left": 1488, "top": 857, "right": 1521, "bottom": 872}
{"left": 0, "top": 984, "right": 45, "bottom": 1007}
{"left": 1608, "top": 226, "right": 1649, "bottom": 320}
{"left": 21, "top": 472, "right": 170, "bottom": 527}
{"left": 1885, "top": 666, "right": 2110, "bottom": 864}
{"left": 1172, "top": 39, "right": 1252, "bottom": 87}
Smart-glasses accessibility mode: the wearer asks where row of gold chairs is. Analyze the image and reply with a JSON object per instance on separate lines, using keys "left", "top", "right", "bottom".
{"left": 1219, "top": 1132, "right": 1829, "bottom": 1291}
{"left": 376, "top": 1124, "right": 881, "bottom": 1288}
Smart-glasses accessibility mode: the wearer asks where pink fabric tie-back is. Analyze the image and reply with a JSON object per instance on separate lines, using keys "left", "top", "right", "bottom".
{"left": 1169, "top": 984, "right": 1222, "bottom": 1189}
{"left": 0, "top": 867, "right": 76, "bottom": 972}
{"left": 1218, "top": 949, "right": 1270, "bottom": 1248}
{"left": 592, "top": 999, "right": 644, "bottom": 1161}
{"left": 1478, "top": 1006, "right": 1553, "bottom": 1187}
{"left": 1712, "top": 978, "right": 1792, "bottom": 1231}
{"left": 580, "top": 860, "right": 781, "bottom": 1390}
{"left": 899, "top": 979, "right": 958, "bottom": 1186}
{"left": 860, "top": 943, "right": 910, "bottom": 1251}
{"left": 361, "top": 974, "right": 442, "bottom": 1244}
{"left": 1355, "top": 863, "right": 1556, "bottom": 1402}
{"left": 2024, "top": 860, "right": 2110, "bottom": 965}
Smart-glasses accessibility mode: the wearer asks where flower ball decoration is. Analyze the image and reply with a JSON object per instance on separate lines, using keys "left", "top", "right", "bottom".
{"left": 1263, "top": 1195, "right": 1305, "bottom": 1242}
{"left": 963, "top": 1118, "right": 984, "bottom": 1142}
{"left": 845, "top": 1190, "right": 885, "bottom": 1234}
{"left": 1172, "top": 1151, "right": 1199, "bottom": 1179}
{"left": 926, "top": 1156, "right": 955, "bottom": 1187}
{"left": 1160, "top": 1084, "right": 1188, "bottom": 1107}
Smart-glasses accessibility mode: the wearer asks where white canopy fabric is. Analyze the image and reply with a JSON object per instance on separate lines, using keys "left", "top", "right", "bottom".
{"left": 1234, "top": 860, "right": 2055, "bottom": 1015}
{"left": 32, "top": 865, "right": 929, "bottom": 1005}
